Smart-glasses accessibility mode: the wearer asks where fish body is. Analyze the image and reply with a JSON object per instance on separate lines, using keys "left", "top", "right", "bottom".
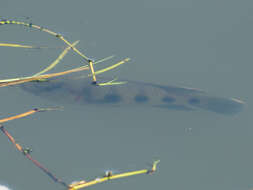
{"left": 21, "top": 76, "right": 245, "bottom": 115}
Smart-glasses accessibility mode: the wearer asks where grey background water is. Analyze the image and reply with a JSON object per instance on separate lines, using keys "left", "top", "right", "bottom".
{"left": 0, "top": 0, "right": 252, "bottom": 190}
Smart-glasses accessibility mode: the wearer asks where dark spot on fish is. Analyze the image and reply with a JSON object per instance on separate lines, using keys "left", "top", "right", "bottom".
{"left": 82, "top": 87, "right": 94, "bottom": 102}
{"left": 188, "top": 98, "right": 200, "bottom": 105}
{"left": 134, "top": 95, "right": 149, "bottom": 103}
{"left": 162, "top": 96, "right": 175, "bottom": 103}
{"left": 103, "top": 94, "right": 121, "bottom": 103}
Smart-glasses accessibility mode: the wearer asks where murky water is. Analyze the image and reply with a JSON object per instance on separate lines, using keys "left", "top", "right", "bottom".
{"left": 0, "top": 1, "right": 253, "bottom": 190}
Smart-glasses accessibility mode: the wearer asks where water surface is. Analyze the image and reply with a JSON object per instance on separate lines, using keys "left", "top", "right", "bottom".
{"left": 0, "top": 1, "right": 252, "bottom": 190}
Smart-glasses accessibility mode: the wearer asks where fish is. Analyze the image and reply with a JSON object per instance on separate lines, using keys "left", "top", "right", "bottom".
{"left": 20, "top": 75, "right": 245, "bottom": 115}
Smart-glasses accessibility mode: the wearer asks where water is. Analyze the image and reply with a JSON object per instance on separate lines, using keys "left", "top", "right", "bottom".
{"left": 0, "top": 1, "right": 253, "bottom": 190}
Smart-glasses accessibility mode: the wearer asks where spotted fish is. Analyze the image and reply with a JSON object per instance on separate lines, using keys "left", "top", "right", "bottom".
{"left": 21, "top": 76, "right": 245, "bottom": 115}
